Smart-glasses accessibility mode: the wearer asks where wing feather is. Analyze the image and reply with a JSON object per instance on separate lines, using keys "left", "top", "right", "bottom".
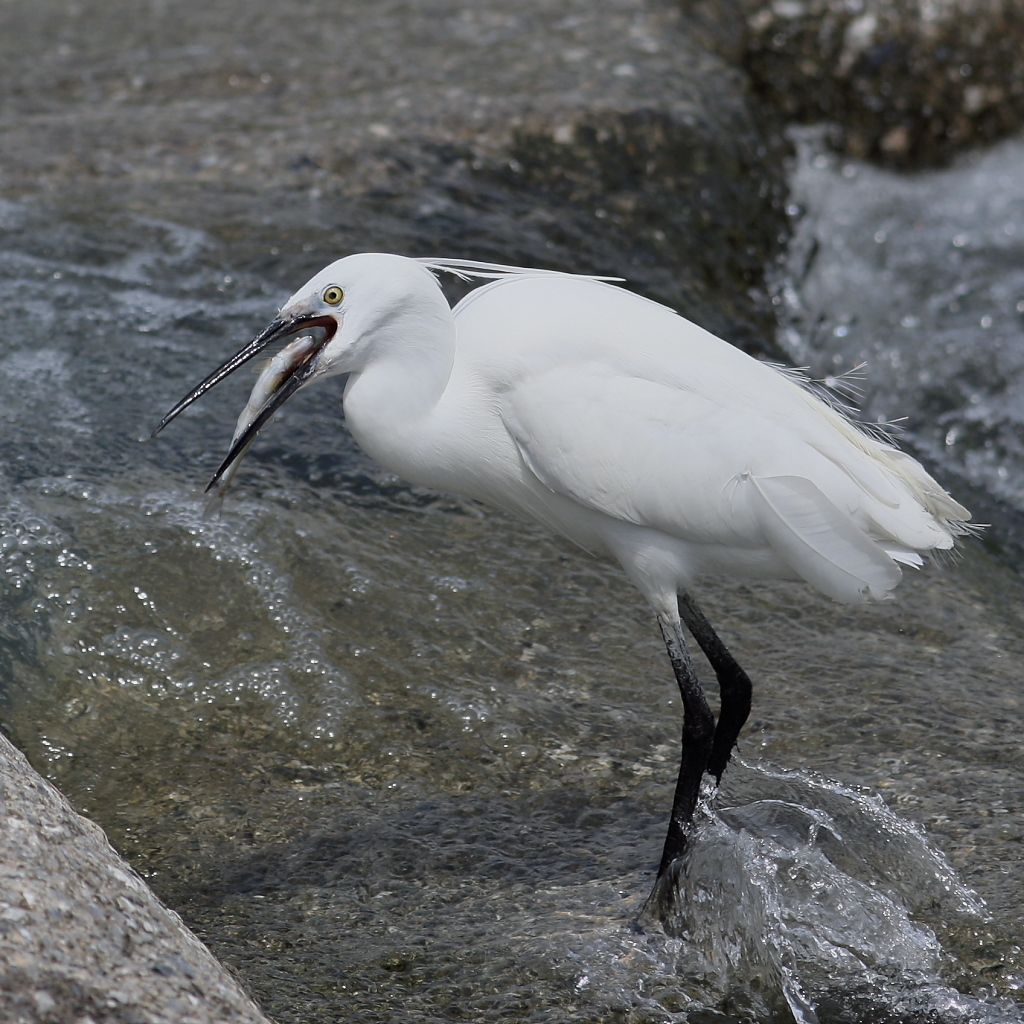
{"left": 747, "top": 475, "right": 902, "bottom": 602}
{"left": 497, "top": 350, "right": 966, "bottom": 603}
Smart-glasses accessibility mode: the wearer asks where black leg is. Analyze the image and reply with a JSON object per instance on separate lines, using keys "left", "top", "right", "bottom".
{"left": 656, "top": 616, "right": 715, "bottom": 876}
{"left": 677, "top": 592, "right": 752, "bottom": 783}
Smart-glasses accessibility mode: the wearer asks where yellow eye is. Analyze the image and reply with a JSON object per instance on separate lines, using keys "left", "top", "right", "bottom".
{"left": 322, "top": 285, "right": 344, "bottom": 306}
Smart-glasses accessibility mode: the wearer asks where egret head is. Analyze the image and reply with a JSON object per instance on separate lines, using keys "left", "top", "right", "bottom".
{"left": 151, "top": 253, "right": 449, "bottom": 490}
{"left": 152, "top": 252, "right": 608, "bottom": 496}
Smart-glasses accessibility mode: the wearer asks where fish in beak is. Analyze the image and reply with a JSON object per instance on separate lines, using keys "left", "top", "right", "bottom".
{"left": 151, "top": 312, "right": 338, "bottom": 499}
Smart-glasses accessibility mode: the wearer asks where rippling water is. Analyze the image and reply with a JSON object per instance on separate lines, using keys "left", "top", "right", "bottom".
{"left": 1, "top": 187, "right": 1023, "bottom": 1022}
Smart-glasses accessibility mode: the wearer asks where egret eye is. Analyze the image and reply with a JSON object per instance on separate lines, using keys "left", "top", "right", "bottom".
{"left": 322, "top": 285, "right": 344, "bottom": 306}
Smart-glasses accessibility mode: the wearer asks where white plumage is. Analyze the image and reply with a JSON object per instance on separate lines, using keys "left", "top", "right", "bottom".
{"left": 332, "top": 258, "right": 968, "bottom": 612}
{"left": 154, "top": 252, "right": 972, "bottom": 886}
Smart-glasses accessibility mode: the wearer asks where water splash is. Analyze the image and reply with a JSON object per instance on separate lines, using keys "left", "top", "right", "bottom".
{"left": 628, "top": 761, "right": 1014, "bottom": 1023}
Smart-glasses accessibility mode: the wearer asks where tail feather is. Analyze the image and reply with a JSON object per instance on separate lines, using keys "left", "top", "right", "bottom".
{"left": 788, "top": 373, "right": 972, "bottom": 547}
{"left": 882, "top": 450, "right": 972, "bottom": 528}
{"left": 807, "top": 425, "right": 971, "bottom": 552}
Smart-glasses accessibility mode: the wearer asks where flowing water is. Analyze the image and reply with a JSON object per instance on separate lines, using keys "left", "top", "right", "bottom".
{"left": 780, "top": 129, "right": 1024, "bottom": 521}
{"left": 1, "top": 169, "right": 1023, "bottom": 1022}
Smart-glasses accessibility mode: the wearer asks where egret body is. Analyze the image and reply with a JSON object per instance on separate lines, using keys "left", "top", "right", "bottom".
{"left": 154, "top": 253, "right": 971, "bottom": 882}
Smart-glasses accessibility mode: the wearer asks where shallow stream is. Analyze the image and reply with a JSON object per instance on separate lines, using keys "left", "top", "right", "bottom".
{"left": 1, "top": 135, "right": 1024, "bottom": 1021}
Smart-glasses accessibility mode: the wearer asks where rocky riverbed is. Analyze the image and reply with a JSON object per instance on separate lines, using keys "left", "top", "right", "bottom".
{"left": 2, "top": 1, "right": 1024, "bottom": 1021}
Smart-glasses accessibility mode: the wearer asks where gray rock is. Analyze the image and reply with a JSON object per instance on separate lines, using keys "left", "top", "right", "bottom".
{"left": 0, "top": 731, "right": 272, "bottom": 1024}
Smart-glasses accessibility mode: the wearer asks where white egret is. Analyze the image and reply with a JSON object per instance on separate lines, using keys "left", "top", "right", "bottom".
{"left": 153, "top": 253, "right": 972, "bottom": 884}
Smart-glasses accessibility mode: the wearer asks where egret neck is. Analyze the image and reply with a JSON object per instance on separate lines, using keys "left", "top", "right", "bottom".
{"left": 341, "top": 277, "right": 457, "bottom": 485}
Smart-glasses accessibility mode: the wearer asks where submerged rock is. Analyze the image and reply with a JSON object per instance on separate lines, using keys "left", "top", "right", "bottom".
{"left": 0, "top": 0, "right": 790, "bottom": 352}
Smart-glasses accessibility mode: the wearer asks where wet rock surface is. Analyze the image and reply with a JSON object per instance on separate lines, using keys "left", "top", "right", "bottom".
{"left": 0, "top": 731, "right": 270, "bottom": 1024}
{"left": 0, "top": 0, "right": 789, "bottom": 352}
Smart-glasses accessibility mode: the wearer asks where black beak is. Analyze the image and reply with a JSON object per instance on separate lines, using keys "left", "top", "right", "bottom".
{"left": 150, "top": 312, "right": 338, "bottom": 489}
{"left": 151, "top": 314, "right": 339, "bottom": 438}
{"left": 204, "top": 342, "right": 316, "bottom": 493}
